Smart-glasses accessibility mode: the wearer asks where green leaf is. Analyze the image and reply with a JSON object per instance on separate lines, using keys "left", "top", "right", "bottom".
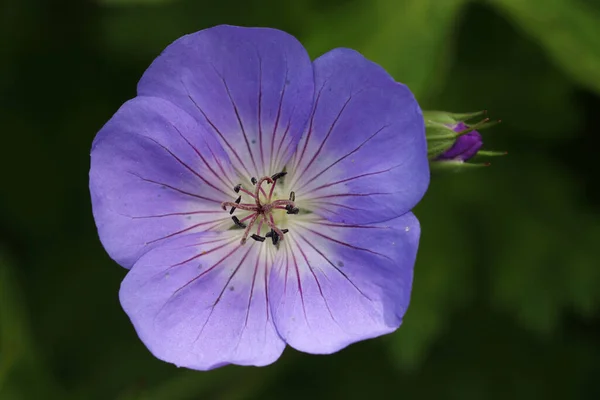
{"left": 489, "top": 0, "right": 600, "bottom": 94}
{"left": 0, "top": 251, "right": 64, "bottom": 399}
{"left": 0, "top": 252, "right": 28, "bottom": 393}
{"left": 480, "top": 155, "right": 600, "bottom": 334}
{"left": 389, "top": 175, "right": 476, "bottom": 369}
{"left": 434, "top": 3, "right": 583, "bottom": 140}
{"left": 303, "top": 0, "right": 468, "bottom": 99}
{"left": 97, "top": 0, "right": 180, "bottom": 5}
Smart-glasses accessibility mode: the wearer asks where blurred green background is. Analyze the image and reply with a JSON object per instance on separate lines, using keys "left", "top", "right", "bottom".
{"left": 2, "top": 0, "right": 600, "bottom": 398}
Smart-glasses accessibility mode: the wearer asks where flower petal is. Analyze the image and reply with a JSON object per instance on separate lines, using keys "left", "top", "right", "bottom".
{"left": 120, "top": 231, "right": 285, "bottom": 370}
{"left": 137, "top": 25, "right": 315, "bottom": 178}
{"left": 287, "top": 49, "right": 429, "bottom": 224}
{"left": 269, "top": 212, "right": 420, "bottom": 354}
{"left": 90, "top": 96, "right": 237, "bottom": 269}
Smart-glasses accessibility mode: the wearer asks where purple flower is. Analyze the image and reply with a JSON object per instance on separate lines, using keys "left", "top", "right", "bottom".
{"left": 436, "top": 122, "right": 483, "bottom": 161}
{"left": 89, "top": 25, "right": 429, "bottom": 370}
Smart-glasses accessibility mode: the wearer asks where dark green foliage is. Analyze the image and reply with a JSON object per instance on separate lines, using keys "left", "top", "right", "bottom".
{"left": 1, "top": 0, "right": 599, "bottom": 398}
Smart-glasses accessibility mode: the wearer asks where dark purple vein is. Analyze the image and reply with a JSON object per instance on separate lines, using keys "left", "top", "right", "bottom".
{"left": 263, "top": 250, "right": 271, "bottom": 323}
{"left": 168, "top": 123, "right": 234, "bottom": 194}
{"left": 218, "top": 74, "right": 259, "bottom": 174}
{"left": 206, "top": 142, "right": 237, "bottom": 189}
{"left": 290, "top": 243, "right": 309, "bottom": 325}
{"left": 171, "top": 243, "right": 241, "bottom": 299}
{"left": 128, "top": 172, "right": 221, "bottom": 203}
{"left": 308, "top": 200, "right": 361, "bottom": 211}
{"left": 309, "top": 192, "right": 394, "bottom": 201}
{"left": 135, "top": 132, "right": 230, "bottom": 197}
{"left": 193, "top": 245, "right": 251, "bottom": 343}
{"left": 244, "top": 247, "right": 262, "bottom": 328}
{"left": 131, "top": 210, "right": 222, "bottom": 219}
{"left": 293, "top": 85, "right": 325, "bottom": 171}
{"left": 295, "top": 231, "right": 372, "bottom": 301}
{"left": 257, "top": 56, "right": 265, "bottom": 173}
{"left": 273, "top": 117, "right": 293, "bottom": 169}
{"left": 292, "top": 237, "right": 337, "bottom": 322}
{"left": 304, "top": 166, "right": 398, "bottom": 194}
{"left": 294, "top": 125, "right": 389, "bottom": 193}
{"left": 296, "top": 223, "right": 392, "bottom": 261}
{"left": 182, "top": 237, "right": 231, "bottom": 249}
{"left": 296, "top": 95, "right": 353, "bottom": 180}
{"left": 269, "top": 64, "right": 288, "bottom": 173}
{"left": 283, "top": 240, "right": 291, "bottom": 295}
{"left": 168, "top": 238, "right": 239, "bottom": 270}
{"left": 146, "top": 218, "right": 228, "bottom": 245}
{"left": 311, "top": 221, "right": 387, "bottom": 229}
{"left": 183, "top": 82, "right": 252, "bottom": 178}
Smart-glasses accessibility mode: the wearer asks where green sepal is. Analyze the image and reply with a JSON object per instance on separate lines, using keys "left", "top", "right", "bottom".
{"left": 427, "top": 140, "right": 456, "bottom": 159}
{"left": 430, "top": 160, "right": 491, "bottom": 172}
{"left": 423, "top": 110, "right": 486, "bottom": 125}
{"left": 476, "top": 150, "right": 508, "bottom": 157}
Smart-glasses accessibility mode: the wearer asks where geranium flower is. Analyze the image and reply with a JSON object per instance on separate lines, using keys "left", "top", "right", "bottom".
{"left": 90, "top": 25, "right": 429, "bottom": 370}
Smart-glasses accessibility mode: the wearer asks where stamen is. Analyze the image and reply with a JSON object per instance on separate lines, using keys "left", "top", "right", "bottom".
{"left": 254, "top": 176, "right": 274, "bottom": 206}
{"left": 271, "top": 171, "right": 287, "bottom": 181}
{"left": 265, "top": 228, "right": 289, "bottom": 245}
{"left": 238, "top": 213, "right": 256, "bottom": 223}
{"left": 265, "top": 213, "right": 285, "bottom": 244}
{"left": 231, "top": 215, "right": 246, "bottom": 228}
{"left": 285, "top": 206, "right": 299, "bottom": 215}
{"left": 256, "top": 215, "right": 264, "bottom": 236}
{"left": 229, "top": 196, "right": 241, "bottom": 215}
{"left": 238, "top": 186, "right": 257, "bottom": 199}
{"left": 240, "top": 214, "right": 259, "bottom": 245}
{"left": 222, "top": 174, "right": 297, "bottom": 246}
{"left": 265, "top": 228, "right": 288, "bottom": 237}
{"left": 271, "top": 231, "right": 280, "bottom": 245}
{"left": 221, "top": 201, "right": 258, "bottom": 212}
{"left": 270, "top": 199, "right": 295, "bottom": 208}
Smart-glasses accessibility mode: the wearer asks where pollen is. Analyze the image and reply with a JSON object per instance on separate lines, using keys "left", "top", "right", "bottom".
{"left": 220, "top": 172, "right": 297, "bottom": 245}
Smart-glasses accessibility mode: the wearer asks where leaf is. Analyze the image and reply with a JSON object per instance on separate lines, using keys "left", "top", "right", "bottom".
{"left": 97, "top": 0, "right": 180, "bottom": 5}
{"left": 389, "top": 175, "right": 477, "bottom": 369}
{"left": 303, "top": 0, "right": 468, "bottom": 99}
{"left": 0, "top": 251, "right": 64, "bottom": 399}
{"left": 0, "top": 252, "right": 28, "bottom": 393}
{"left": 479, "top": 155, "right": 600, "bottom": 334}
{"left": 489, "top": 0, "right": 600, "bottom": 94}
{"left": 435, "top": 2, "right": 583, "bottom": 140}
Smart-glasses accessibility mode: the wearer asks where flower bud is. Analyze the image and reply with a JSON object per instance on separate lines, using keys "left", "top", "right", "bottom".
{"left": 423, "top": 110, "right": 505, "bottom": 170}
{"left": 436, "top": 123, "right": 483, "bottom": 161}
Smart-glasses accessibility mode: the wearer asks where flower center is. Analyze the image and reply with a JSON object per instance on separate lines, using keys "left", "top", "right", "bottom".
{"left": 220, "top": 172, "right": 299, "bottom": 245}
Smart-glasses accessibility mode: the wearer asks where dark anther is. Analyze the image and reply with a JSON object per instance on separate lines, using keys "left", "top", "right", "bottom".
{"left": 250, "top": 234, "right": 265, "bottom": 242}
{"left": 233, "top": 184, "right": 241, "bottom": 193}
{"left": 289, "top": 191, "right": 295, "bottom": 201}
{"left": 251, "top": 177, "right": 257, "bottom": 185}
{"left": 266, "top": 228, "right": 288, "bottom": 244}
{"left": 232, "top": 216, "right": 246, "bottom": 228}
{"left": 286, "top": 207, "right": 300, "bottom": 215}
{"left": 271, "top": 231, "right": 280, "bottom": 245}
{"left": 271, "top": 171, "right": 287, "bottom": 181}
{"left": 229, "top": 196, "right": 241, "bottom": 215}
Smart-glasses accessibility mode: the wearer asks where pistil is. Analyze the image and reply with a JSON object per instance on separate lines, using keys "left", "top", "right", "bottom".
{"left": 220, "top": 172, "right": 298, "bottom": 245}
